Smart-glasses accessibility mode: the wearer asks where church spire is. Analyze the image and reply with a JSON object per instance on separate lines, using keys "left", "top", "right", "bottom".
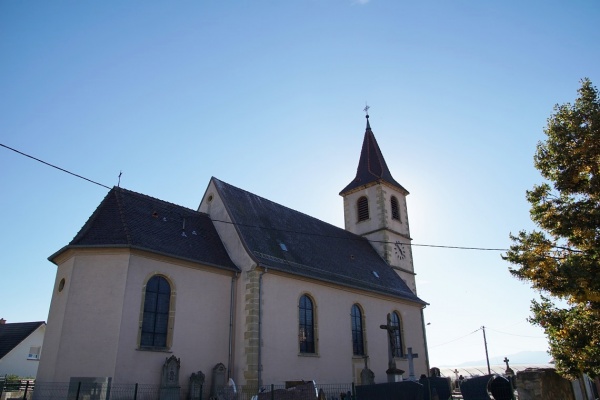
{"left": 340, "top": 110, "right": 408, "bottom": 195}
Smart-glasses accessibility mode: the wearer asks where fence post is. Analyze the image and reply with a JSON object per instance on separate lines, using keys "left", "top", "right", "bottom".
{"left": 270, "top": 384, "right": 274, "bottom": 400}
{"left": 75, "top": 381, "right": 82, "bottom": 400}
{"left": 351, "top": 382, "right": 356, "bottom": 400}
{"left": 133, "top": 383, "right": 138, "bottom": 400}
{"left": 22, "top": 380, "right": 29, "bottom": 400}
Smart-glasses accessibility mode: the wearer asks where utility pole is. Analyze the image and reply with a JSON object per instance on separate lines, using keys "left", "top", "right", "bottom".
{"left": 482, "top": 326, "right": 491, "bottom": 375}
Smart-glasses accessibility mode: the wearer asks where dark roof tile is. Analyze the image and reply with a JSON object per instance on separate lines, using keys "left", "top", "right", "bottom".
{"left": 214, "top": 178, "right": 424, "bottom": 304}
{"left": 51, "top": 188, "right": 238, "bottom": 272}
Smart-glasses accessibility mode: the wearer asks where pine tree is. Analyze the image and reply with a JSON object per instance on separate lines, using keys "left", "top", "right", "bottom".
{"left": 503, "top": 79, "right": 600, "bottom": 378}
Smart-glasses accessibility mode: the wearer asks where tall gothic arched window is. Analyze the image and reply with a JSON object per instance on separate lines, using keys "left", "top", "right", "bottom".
{"left": 299, "top": 294, "right": 315, "bottom": 353}
{"left": 357, "top": 196, "right": 369, "bottom": 222}
{"left": 391, "top": 196, "right": 400, "bottom": 221}
{"left": 351, "top": 304, "right": 365, "bottom": 356}
{"left": 391, "top": 311, "right": 404, "bottom": 357}
{"left": 140, "top": 275, "right": 171, "bottom": 349}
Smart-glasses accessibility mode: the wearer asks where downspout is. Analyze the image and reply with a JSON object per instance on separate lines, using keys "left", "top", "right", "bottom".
{"left": 227, "top": 273, "right": 238, "bottom": 380}
{"left": 257, "top": 268, "right": 267, "bottom": 388}
{"left": 420, "top": 308, "right": 430, "bottom": 373}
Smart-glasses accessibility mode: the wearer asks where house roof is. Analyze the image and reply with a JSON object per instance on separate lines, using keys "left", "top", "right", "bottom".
{"left": 49, "top": 187, "right": 238, "bottom": 272}
{"left": 213, "top": 178, "right": 425, "bottom": 304}
{"left": 340, "top": 116, "right": 409, "bottom": 195}
{"left": 0, "top": 321, "right": 45, "bottom": 359}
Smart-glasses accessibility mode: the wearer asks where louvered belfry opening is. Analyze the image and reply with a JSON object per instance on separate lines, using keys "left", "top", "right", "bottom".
{"left": 357, "top": 196, "right": 369, "bottom": 221}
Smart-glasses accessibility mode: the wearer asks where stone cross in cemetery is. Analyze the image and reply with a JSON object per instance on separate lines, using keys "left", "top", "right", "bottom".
{"left": 503, "top": 357, "right": 514, "bottom": 376}
{"left": 406, "top": 347, "right": 419, "bottom": 381}
{"left": 380, "top": 313, "right": 404, "bottom": 382}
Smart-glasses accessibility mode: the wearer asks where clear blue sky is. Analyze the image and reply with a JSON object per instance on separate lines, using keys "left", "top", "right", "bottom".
{"left": 1, "top": 1, "right": 599, "bottom": 368}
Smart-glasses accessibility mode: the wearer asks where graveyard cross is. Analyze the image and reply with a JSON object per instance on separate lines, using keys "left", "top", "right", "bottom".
{"left": 379, "top": 313, "right": 399, "bottom": 361}
{"left": 406, "top": 347, "right": 419, "bottom": 381}
{"left": 503, "top": 357, "right": 509, "bottom": 369}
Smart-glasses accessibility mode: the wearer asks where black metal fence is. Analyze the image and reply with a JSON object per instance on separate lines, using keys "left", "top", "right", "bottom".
{"left": 0, "top": 381, "right": 355, "bottom": 400}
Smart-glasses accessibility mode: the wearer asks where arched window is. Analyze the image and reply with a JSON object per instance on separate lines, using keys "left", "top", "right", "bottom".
{"left": 391, "top": 311, "right": 404, "bottom": 357}
{"left": 351, "top": 304, "right": 365, "bottom": 356}
{"left": 299, "top": 295, "right": 315, "bottom": 353}
{"left": 357, "top": 196, "right": 369, "bottom": 222}
{"left": 140, "top": 275, "right": 171, "bottom": 349}
{"left": 391, "top": 196, "right": 400, "bottom": 221}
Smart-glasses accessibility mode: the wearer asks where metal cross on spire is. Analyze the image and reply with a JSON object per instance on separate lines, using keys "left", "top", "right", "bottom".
{"left": 363, "top": 103, "right": 370, "bottom": 118}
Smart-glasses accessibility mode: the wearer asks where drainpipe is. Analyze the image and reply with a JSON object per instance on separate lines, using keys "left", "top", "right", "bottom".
{"left": 420, "top": 308, "right": 430, "bottom": 373}
{"left": 257, "top": 268, "right": 267, "bottom": 388}
{"left": 227, "top": 273, "right": 238, "bottom": 380}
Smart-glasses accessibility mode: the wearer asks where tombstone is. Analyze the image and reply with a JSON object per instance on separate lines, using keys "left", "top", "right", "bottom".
{"left": 379, "top": 314, "right": 404, "bottom": 382}
{"left": 256, "top": 381, "right": 317, "bottom": 400}
{"left": 406, "top": 348, "right": 419, "bottom": 381}
{"left": 355, "top": 381, "right": 423, "bottom": 400}
{"left": 68, "top": 377, "right": 112, "bottom": 400}
{"left": 210, "top": 363, "right": 227, "bottom": 399}
{"left": 160, "top": 355, "right": 181, "bottom": 400}
{"left": 489, "top": 376, "right": 515, "bottom": 400}
{"left": 188, "top": 371, "right": 205, "bottom": 400}
{"left": 419, "top": 376, "right": 452, "bottom": 400}
{"left": 459, "top": 375, "right": 493, "bottom": 400}
{"left": 360, "top": 356, "right": 375, "bottom": 385}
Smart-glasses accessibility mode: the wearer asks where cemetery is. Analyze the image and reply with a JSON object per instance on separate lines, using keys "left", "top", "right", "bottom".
{"left": 2, "top": 353, "right": 598, "bottom": 400}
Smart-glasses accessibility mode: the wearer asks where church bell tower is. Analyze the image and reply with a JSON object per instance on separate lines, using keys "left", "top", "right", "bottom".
{"left": 340, "top": 111, "right": 417, "bottom": 293}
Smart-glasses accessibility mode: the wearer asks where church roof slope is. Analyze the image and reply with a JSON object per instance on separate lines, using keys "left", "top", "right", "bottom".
{"left": 340, "top": 118, "right": 409, "bottom": 195}
{"left": 213, "top": 178, "right": 425, "bottom": 304}
{"left": 0, "top": 321, "right": 45, "bottom": 359}
{"left": 50, "top": 187, "right": 238, "bottom": 272}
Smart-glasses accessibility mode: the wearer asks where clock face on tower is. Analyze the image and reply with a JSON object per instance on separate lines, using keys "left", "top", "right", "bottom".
{"left": 394, "top": 241, "right": 406, "bottom": 260}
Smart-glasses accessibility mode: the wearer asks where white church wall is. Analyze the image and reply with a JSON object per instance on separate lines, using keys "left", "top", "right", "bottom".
{"left": 113, "top": 252, "right": 234, "bottom": 384}
{"left": 258, "top": 272, "right": 427, "bottom": 385}
{"left": 37, "top": 256, "right": 74, "bottom": 382}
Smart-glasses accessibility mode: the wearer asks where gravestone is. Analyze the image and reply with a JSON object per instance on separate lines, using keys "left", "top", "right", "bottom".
{"left": 360, "top": 357, "right": 375, "bottom": 385}
{"left": 379, "top": 314, "right": 404, "bottom": 382}
{"left": 419, "top": 376, "right": 452, "bottom": 400}
{"left": 489, "top": 376, "right": 514, "bottom": 400}
{"left": 406, "top": 348, "right": 419, "bottom": 381}
{"left": 160, "top": 356, "right": 181, "bottom": 400}
{"left": 256, "top": 381, "right": 317, "bottom": 400}
{"left": 68, "top": 377, "right": 112, "bottom": 400}
{"left": 210, "top": 363, "right": 227, "bottom": 399}
{"left": 188, "top": 371, "right": 205, "bottom": 400}
{"left": 354, "top": 381, "right": 423, "bottom": 400}
{"left": 459, "top": 375, "right": 492, "bottom": 400}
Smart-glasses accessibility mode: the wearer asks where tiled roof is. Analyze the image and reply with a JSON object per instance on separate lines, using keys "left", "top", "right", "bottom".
{"left": 340, "top": 119, "right": 409, "bottom": 195}
{"left": 213, "top": 178, "right": 425, "bottom": 304}
{"left": 50, "top": 187, "right": 238, "bottom": 272}
{"left": 0, "top": 321, "right": 45, "bottom": 359}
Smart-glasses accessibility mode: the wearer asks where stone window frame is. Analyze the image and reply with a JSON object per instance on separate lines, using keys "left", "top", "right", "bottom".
{"left": 357, "top": 196, "right": 369, "bottom": 222}
{"left": 298, "top": 293, "right": 318, "bottom": 355}
{"left": 391, "top": 311, "right": 405, "bottom": 358}
{"left": 138, "top": 273, "right": 176, "bottom": 351}
{"left": 351, "top": 303, "right": 366, "bottom": 356}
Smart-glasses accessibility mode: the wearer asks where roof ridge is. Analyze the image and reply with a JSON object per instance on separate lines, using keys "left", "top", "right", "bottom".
{"left": 114, "top": 187, "right": 204, "bottom": 215}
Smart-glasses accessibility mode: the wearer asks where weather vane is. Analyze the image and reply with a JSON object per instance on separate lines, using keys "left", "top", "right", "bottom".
{"left": 363, "top": 103, "right": 370, "bottom": 118}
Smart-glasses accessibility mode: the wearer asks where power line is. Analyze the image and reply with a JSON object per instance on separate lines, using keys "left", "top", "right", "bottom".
{"left": 0, "top": 142, "right": 550, "bottom": 254}
{"left": 429, "top": 327, "right": 482, "bottom": 348}
{"left": 1, "top": 143, "right": 111, "bottom": 189}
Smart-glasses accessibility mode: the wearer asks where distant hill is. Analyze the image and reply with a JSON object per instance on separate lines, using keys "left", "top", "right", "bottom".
{"left": 456, "top": 351, "right": 551, "bottom": 367}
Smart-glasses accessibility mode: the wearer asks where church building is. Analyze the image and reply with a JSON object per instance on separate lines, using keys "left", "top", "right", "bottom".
{"left": 37, "top": 115, "right": 429, "bottom": 388}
